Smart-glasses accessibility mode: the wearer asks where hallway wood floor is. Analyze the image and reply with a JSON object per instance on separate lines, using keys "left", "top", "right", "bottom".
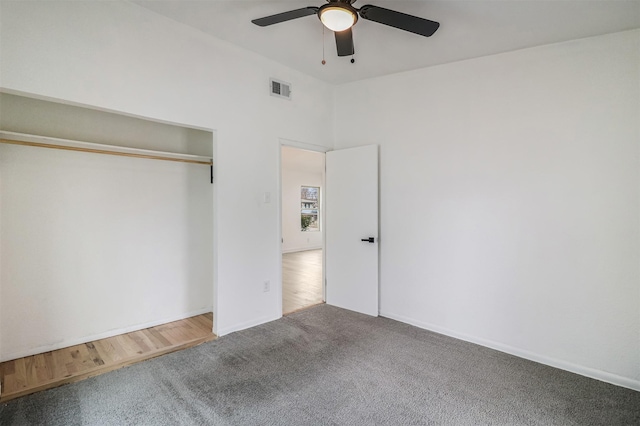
{"left": 0, "top": 313, "right": 215, "bottom": 402}
{"left": 282, "top": 249, "right": 323, "bottom": 314}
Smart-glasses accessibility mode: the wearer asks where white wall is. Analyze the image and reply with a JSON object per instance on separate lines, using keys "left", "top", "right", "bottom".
{"left": 0, "top": 0, "right": 334, "bottom": 340}
{"left": 334, "top": 30, "right": 640, "bottom": 390}
{"left": 281, "top": 168, "right": 323, "bottom": 253}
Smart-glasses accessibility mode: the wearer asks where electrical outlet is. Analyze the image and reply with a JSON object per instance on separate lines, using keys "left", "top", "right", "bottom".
{"left": 263, "top": 280, "right": 270, "bottom": 292}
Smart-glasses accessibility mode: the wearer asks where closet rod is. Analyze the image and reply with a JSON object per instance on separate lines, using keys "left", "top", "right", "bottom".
{"left": 0, "top": 139, "right": 213, "bottom": 166}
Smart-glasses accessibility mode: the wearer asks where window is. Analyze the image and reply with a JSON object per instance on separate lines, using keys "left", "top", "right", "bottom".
{"left": 301, "top": 186, "right": 319, "bottom": 232}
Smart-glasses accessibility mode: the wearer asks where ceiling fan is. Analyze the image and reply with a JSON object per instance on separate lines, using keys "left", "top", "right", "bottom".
{"left": 251, "top": 0, "right": 440, "bottom": 58}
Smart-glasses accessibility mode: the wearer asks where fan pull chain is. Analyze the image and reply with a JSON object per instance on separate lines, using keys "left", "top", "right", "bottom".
{"left": 321, "top": 25, "right": 326, "bottom": 65}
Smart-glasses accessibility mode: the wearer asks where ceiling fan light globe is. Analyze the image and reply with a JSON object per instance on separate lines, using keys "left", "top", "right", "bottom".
{"left": 320, "top": 7, "right": 357, "bottom": 32}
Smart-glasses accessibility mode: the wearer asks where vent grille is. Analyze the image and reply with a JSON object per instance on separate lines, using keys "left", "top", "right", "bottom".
{"left": 270, "top": 78, "right": 291, "bottom": 100}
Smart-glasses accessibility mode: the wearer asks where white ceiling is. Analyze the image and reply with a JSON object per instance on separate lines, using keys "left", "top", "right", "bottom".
{"left": 133, "top": 0, "right": 640, "bottom": 84}
{"left": 281, "top": 146, "right": 325, "bottom": 174}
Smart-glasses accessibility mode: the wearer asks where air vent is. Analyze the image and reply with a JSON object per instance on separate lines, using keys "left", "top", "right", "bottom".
{"left": 270, "top": 78, "right": 291, "bottom": 100}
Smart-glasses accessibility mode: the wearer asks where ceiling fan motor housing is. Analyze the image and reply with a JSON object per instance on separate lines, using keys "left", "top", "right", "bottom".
{"left": 318, "top": 1, "right": 359, "bottom": 32}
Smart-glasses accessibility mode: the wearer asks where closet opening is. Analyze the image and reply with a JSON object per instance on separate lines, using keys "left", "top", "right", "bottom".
{"left": 0, "top": 93, "right": 215, "bottom": 400}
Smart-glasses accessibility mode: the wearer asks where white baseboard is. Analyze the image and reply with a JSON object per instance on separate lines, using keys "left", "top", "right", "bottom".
{"left": 0, "top": 306, "right": 213, "bottom": 363}
{"left": 282, "top": 245, "right": 323, "bottom": 254}
{"left": 215, "top": 313, "right": 281, "bottom": 337}
{"left": 379, "top": 310, "right": 640, "bottom": 392}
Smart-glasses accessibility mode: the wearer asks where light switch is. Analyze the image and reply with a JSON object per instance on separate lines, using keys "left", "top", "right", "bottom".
{"left": 263, "top": 192, "right": 271, "bottom": 203}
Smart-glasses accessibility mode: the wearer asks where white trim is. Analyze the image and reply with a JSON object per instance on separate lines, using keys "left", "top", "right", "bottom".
{"left": 0, "top": 307, "right": 213, "bottom": 363}
{"left": 211, "top": 132, "right": 220, "bottom": 337}
{"left": 215, "top": 314, "right": 281, "bottom": 337}
{"left": 380, "top": 310, "right": 640, "bottom": 392}
{"left": 279, "top": 137, "right": 330, "bottom": 153}
{"left": 276, "top": 141, "right": 284, "bottom": 316}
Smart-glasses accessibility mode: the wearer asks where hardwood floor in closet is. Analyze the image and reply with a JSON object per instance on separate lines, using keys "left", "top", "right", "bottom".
{"left": 0, "top": 313, "right": 215, "bottom": 402}
{"left": 283, "top": 249, "right": 324, "bottom": 314}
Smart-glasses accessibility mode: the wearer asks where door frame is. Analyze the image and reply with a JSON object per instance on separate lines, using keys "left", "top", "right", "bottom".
{"left": 277, "top": 138, "right": 330, "bottom": 315}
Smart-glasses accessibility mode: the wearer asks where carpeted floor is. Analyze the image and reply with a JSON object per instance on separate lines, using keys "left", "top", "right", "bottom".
{"left": 1, "top": 305, "right": 639, "bottom": 425}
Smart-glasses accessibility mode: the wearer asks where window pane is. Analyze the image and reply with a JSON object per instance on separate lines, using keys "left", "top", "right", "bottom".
{"left": 301, "top": 214, "right": 319, "bottom": 231}
{"left": 301, "top": 186, "right": 320, "bottom": 232}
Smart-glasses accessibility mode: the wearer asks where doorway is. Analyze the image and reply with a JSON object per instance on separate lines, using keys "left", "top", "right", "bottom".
{"left": 280, "top": 145, "right": 326, "bottom": 314}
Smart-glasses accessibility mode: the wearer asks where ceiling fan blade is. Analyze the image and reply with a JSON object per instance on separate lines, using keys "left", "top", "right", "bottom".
{"left": 252, "top": 7, "right": 319, "bottom": 27}
{"left": 358, "top": 5, "right": 440, "bottom": 37}
{"left": 334, "top": 28, "right": 355, "bottom": 57}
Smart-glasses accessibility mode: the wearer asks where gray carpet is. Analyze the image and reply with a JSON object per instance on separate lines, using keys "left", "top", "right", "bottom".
{"left": 1, "top": 305, "right": 639, "bottom": 425}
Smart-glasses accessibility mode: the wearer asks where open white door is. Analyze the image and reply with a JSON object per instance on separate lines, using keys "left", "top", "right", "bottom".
{"left": 325, "top": 145, "right": 378, "bottom": 316}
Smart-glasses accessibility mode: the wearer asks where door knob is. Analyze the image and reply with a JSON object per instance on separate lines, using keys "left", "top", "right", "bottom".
{"left": 361, "top": 237, "right": 375, "bottom": 243}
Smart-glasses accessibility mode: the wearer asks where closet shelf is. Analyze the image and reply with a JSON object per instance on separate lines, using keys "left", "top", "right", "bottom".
{"left": 0, "top": 131, "right": 213, "bottom": 166}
